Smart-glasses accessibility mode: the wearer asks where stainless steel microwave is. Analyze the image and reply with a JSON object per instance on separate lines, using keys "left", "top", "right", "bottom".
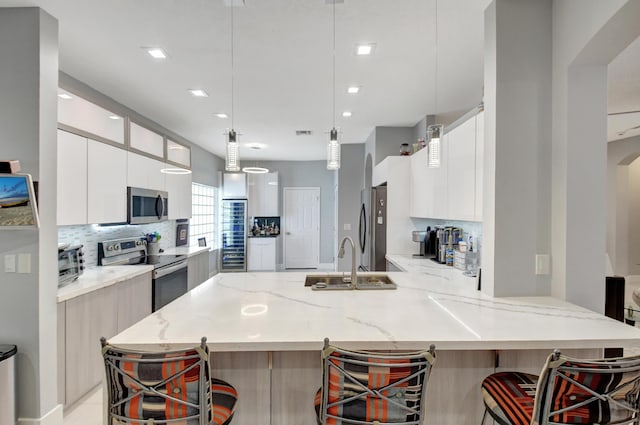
{"left": 127, "top": 187, "right": 168, "bottom": 224}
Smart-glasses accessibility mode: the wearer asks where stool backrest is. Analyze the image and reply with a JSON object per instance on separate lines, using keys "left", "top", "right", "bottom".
{"left": 533, "top": 351, "right": 640, "bottom": 425}
{"left": 101, "top": 338, "right": 211, "bottom": 425}
{"left": 318, "top": 338, "right": 436, "bottom": 425}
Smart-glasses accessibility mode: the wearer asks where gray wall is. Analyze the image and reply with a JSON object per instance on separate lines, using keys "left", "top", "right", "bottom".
{"left": 259, "top": 160, "right": 335, "bottom": 265}
{"left": 0, "top": 8, "right": 60, "bottom": 421}
{"left": 337, "top": 144, "right": 365, "bottom": 272}
{"left": 374, "top": 127, "right": 416, "bottom": 166}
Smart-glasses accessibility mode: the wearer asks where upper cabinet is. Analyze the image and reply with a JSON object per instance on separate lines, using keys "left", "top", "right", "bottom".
{"left": 87, "top": 140, "right": 127, "bottom": 224}
{"left": 166, "top": 139, "right": 191, "bottom": 168}
{"left": 409, "top": 110, "right": 483, "bottom": 222}
{"left": 57, "top": 130, "right": 88, "bottom": 225}
{"left": 165, "top": 165, "right": 192, "bottom": 220}
{"left": 223, "top": 173, "right": 247, "bottom": 199}
{"left": 127, "top": 152, "right": 166, "bottom": 191}
{"left": 129, "top": 122, "right": 164, "bottom": 158}
{"left": 247, "top": 172, "right": 279, "bottom": 217}
{"left": 58, "top": 89, "right": 125, "bottom": 145}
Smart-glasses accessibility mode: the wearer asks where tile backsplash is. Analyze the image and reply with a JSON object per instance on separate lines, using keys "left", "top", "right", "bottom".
{"left": 410, "top": 217, "right": 482, "bottom": 253}
{"left": 58, "top": 221, "right": 178, "bottom": 267}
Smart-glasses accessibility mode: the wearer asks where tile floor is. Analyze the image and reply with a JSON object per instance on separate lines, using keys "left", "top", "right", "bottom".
{"left": 63, "top": 387, "right": 102, "bottom": 425}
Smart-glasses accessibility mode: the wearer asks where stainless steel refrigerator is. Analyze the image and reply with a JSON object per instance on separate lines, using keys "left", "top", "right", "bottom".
{"left": 220, "top": 199, "right": 247, "bottom": 272}
{"left": 358, "top": 186, "right": 387, "bottom": 271}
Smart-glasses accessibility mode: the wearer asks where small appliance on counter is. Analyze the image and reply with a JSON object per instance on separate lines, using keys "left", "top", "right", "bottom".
{"left": 412, "top": 230, "right": 428, "bottom": 258}
{"left": 58, "top": 244, "right": 85, "bottom": 287}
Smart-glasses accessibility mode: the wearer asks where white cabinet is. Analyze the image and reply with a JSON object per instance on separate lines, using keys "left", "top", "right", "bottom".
{"left": 248, "top": 237, "right": 276, "bottom": 271}
{"left": 57, "top": 130, "right": 88, "bottom": 225}
{"left": 431, "top": 133, "right": 449, "bottom": 219}
{"left": 167, "top": 139, "right": 191, "bottom": 168}
{"left": 187, "top": 250, "right": 210, "bottom": 290}
{"left": 164, "top": 164, "right": 192, "bottom": 220}
{"left": 127, "top": 151, "right": 166, "bottom": 191}
{"left": 87, "top": 140, "right": 127, "bottom": 224}
{"left": 130, "top": 122, "right": 164, "bottom": 158}
{"left": 447, "top": 116, "right": 476, "bottom": 221}
{"left": 57, "top": 89, "right": 125, "bottom": 144}
{"left": 116, "top": 272, "right": 152, "bottom": 332}
{"left": 248, "top": 172, "right": 279, "bottom": 217}
{"left": 223, "top": 173, "right": 247, "bottom": 198}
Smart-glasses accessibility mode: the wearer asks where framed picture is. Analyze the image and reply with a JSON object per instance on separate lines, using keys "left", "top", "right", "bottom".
{"left": 198, "top": 237, "right": 207, "bottom": 247}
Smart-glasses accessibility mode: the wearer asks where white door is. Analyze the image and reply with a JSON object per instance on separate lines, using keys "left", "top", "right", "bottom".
{"left": 284, "top": 187, "right": 320, "bottom": 269}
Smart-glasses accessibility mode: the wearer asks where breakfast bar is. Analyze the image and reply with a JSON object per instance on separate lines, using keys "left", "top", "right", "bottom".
{"left": 109, "top": 268, "right": 640, "bottom": 425}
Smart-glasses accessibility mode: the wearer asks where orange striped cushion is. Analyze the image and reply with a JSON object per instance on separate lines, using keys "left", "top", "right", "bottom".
{"left": 481, "top": 372, "right": 537, "bottom": 425}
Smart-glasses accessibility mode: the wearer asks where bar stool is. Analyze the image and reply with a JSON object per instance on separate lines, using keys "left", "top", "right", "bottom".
{"left": 480, "top": 349, "right": 640, "bottom": 425}
{"left": 314, "top": 337, "right": 436, "bottom": 425}
{"left": 101, "top": 336, "right": 237, "bottom": 425}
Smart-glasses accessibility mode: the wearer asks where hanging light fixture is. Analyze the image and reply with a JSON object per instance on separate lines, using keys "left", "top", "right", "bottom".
{"left": 225, "top": 1, "right": 240, "bottom": 172}
{"left": 326, "top": 0, "right": 340, "bottom": 170}
{"left": 428, "top": 0, "right": 443, "bottom": 168}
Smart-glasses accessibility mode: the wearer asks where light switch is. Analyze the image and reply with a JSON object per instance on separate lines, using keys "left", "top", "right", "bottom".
{"left": 18, "top": 253, "right": 31, "bottom": 274}
{"left": 4, "top": 254, "right": 16, "bottom": 273}
{"left": 343, "top": 223, "right": 351, "bottom": 231}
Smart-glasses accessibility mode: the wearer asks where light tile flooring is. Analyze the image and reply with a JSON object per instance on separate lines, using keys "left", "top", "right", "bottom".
{"left": 63, "top": 387, "right": 102, "bottom": 425}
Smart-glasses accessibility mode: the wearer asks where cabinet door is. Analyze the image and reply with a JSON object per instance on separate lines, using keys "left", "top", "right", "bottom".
{"left": 87, "top": 141, "right": 127, "bottom": 224}
{"left": 165, "top": 165, "right": 192, "bottom": 220}
{"left": 262, "top": 238, "right": 276, "bottom": 271}
{"left": 409, "top": 148, "right": 429, "bottom": 218}
{"left": 130, "top": 122, "right": 164, "bottom": 158}
{"left": 475, "top": 112, "right": 484, "bottom": 221}
{"left": 188, "top": 252, "right": 210, "bottom": 290}
{"left": 431, "top": 134, "right": 449, "bottom": 219}
{"left": 65, "top": 286, "right": 117, "bottom": 406}
{"left": 57, "top": 302, "right": 66, "bottom": 406}
{"left": 447, "top": 117, "right": 476, "bottom": 221}
{"left": 127, "top": 152, "right": 166, "bottom": 191}
{"left": 116, "top": 272, "right": 152, "bottom": 333}
{"left": 247, "top": 174, "right": 263, "bottom": 218}
{"left": 247, "top": 238, "right": 262, "bottom": 271}
{"left": 57, "top": 130, "right": 88, "bottom": 225}
{"left": 263, "top": 172, "right": 279, "bottom": 216}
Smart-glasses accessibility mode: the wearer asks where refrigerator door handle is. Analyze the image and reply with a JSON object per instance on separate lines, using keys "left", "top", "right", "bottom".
{"left": 359, "top": 203, "right": 366, "bottom": 253}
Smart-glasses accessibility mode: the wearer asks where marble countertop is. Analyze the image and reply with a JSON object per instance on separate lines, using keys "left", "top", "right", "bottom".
{"left": 57, "top": 246, "right": 209, "bottom": 302}
{"left": 108, "top": 270, "right": 640, "bottom": 352}
{"left": 57, "top": 265, "right": 153, "bottom": 303}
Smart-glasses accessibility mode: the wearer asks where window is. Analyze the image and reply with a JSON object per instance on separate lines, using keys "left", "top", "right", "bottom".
{"left": 190, "top": 183, "right": 217, "bottom": 248}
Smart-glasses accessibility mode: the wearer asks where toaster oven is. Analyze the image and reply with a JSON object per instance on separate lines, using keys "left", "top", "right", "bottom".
{"left": 58, "top": 244, "right": 85, "bottom": 287}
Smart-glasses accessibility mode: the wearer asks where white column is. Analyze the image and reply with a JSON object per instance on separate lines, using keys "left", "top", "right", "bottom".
{"left": 0, "top": 7, "right": 60, "bottom": 425}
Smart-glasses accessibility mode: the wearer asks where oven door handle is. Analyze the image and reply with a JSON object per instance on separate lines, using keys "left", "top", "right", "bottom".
{"left": 153, "top": 261, "right": 188, "bottom": 279}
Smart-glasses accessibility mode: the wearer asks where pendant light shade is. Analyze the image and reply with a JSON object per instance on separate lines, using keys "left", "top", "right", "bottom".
{"left": 226, "top": 129, "right": 240, "bottom": 172}
{"left": 427, "top": 124, "right": 443, "bottom": 168}
{"left": 327, "top": 127, "right": 341, "bottom": 170}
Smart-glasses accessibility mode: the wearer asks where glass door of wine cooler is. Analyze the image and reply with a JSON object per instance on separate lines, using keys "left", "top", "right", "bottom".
{"left": 220, "top": 199, "right": 247, "bottom": 272}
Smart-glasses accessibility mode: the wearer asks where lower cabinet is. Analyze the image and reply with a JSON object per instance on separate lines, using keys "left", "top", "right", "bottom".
{"left": 58, "top": 271, "right": 152, "bottom": 408}
{"left": 248, "top": 238, "right": 276, "bottom": 271}
{"left": 187, "top": 251, "right": 210, "bottom": 291}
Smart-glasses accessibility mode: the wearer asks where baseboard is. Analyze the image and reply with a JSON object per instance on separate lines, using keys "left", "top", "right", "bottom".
{"left": 18, "top": 404, "right": 63, "bottom": 425}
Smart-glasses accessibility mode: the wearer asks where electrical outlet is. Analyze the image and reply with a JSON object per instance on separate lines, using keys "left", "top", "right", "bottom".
{"left": 18, "top": 253, "right": 31, "bottom": 274}
{"left": 4, "top": 254, "right": 16, "bottom": 273}
{"left": 535, "top": 254, "right": 550, "bottom": 275}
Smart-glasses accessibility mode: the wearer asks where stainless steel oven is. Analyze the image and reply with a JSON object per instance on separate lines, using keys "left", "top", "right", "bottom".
{"left": 127, "top": 187, "right": 168, "bottom": 224}
{"left": 98, "top": 237, "right": 188, "bottom": 312}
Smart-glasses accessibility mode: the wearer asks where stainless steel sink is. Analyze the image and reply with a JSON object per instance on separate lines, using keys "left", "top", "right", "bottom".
{"left": 304, "top": 274, "right": 397, "bottom": 290}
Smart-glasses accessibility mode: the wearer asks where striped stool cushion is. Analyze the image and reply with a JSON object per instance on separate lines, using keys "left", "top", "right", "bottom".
{"left": 481, "top": 372, "right": 538, "bottom": 425}
{"left": 211, "top": 378, "right": 238, "bottom": 425}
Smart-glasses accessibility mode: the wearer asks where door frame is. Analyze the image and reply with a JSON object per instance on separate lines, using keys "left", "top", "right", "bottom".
{"left": 283, "top": 187, "right": 320, "bottom": 269}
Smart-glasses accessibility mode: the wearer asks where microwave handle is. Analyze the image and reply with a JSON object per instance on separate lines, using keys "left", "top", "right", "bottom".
{"left": 155, "top": 194, "right": 165, "bottom": 219}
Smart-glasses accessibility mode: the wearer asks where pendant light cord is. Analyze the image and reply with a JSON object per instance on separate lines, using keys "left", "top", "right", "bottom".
{"left": 231, "top": 1, "right": 235, "bottom": 130}
{"left": 332, "top": 0, "right": 336, "bottom": 129}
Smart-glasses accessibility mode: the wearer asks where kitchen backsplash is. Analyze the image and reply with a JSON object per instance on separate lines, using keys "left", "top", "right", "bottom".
{"left": 58, "top": 221, "right": 177, "bottom": 267}
{"left": 410, "top": 218, "right": 482, "bottom": 253}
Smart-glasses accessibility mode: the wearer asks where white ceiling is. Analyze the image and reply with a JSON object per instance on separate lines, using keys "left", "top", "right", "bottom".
{"left": 0, "top": 0, "right": 638, "bottom": 159}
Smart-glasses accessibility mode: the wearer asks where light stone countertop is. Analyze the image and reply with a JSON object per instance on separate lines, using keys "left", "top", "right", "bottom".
{"left": 56, "top": 246, "right": 209, "bottom": 303}
{"left": 108, "top": 270, "right": 640, "bottom": 352}
{"left": 57, "top": 265, "right": 153, "bottom": 303}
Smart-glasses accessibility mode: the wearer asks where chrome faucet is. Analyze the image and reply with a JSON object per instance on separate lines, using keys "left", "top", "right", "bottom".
{"left": 337, "top": 237, "right": 357, "bottom": 288}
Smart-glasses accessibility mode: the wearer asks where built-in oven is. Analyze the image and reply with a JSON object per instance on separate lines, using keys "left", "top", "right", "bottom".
{"left": 98, "top": 237, "right": 188, "bottom": 312}
{"left": 152, "top": 259, "right": 188, "bottom": 311}
{"left": 127, "top": 187, "right": 168, "bottom": 225}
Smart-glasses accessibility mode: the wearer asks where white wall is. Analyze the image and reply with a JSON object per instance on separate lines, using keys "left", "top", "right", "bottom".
{"left": 0, "top": 7, "right": 61, "bottom": 424}
{"left": 337, "top": 144, "right": 365, "bottom": 272}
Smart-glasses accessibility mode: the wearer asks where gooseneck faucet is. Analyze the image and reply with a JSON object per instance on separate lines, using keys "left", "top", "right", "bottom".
{"left": 337, "top": 237, "right": 357, "bottom": 288}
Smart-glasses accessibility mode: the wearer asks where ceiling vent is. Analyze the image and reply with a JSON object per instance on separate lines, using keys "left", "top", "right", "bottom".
{"left": 296, "top": 130, "right": 313, "bottom": 136}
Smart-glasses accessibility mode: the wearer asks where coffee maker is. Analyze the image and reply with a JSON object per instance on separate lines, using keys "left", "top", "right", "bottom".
{"left": 412, "top": 230, "right": 427, "bottom": 258}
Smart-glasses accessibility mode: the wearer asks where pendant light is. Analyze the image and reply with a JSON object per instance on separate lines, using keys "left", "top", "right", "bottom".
{"left": 427, "top": 0, "right": 443, "bottom": 168}
{"left": 225, "top": 1, "right": 240, "bottom": 172}
{"left": 326, "top": 0, "right": 340, "bottom": 170}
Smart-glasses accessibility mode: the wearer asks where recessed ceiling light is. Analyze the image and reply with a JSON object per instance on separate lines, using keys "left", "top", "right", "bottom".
{"left": 215, "top": 113, "right": 228, "bottom": 118}
{"left": 146, "top": 48, "right": 167, "bottom": 59}
{"left": 356, "top": 44, "right": 375, "bottom": 55}
{"left": 58, "top": 93, "right": 72, "bottom": 100}
{"left": 347, "top": 86, "right": 360, "bottom": 94}
{"left": 189, "top": 89, "right": 208, "bottom": 97}
{"left": 246, "top": 143, "right": 267, "bottom": 150}
{"left": 108, "top": 115, "right": 121, "bottom": 120}
{"left": 342, "top": 111, "right": 352, "bottom": 117}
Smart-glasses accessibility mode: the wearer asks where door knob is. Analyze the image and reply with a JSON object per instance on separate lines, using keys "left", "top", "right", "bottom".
{"left": 286, "top": 232, "right": 291, "bottom": 235}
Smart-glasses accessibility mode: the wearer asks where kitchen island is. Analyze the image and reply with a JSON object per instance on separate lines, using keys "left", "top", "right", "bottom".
{"left": 109, "top": 271, "right": 640, "bottom": 425}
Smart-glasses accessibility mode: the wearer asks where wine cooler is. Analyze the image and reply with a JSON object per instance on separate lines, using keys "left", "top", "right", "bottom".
{"left": 220, "top": 199, "right": 248, "bottom": 272}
